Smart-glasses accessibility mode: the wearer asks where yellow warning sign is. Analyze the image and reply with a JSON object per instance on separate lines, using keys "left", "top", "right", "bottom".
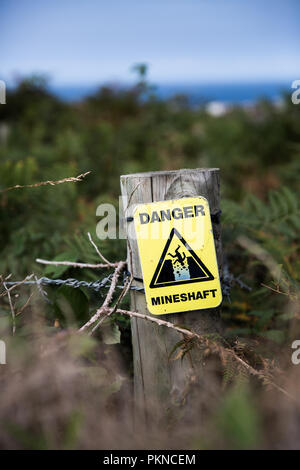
{"left": 134, "top": 197, "right": 222, "bottom": 315}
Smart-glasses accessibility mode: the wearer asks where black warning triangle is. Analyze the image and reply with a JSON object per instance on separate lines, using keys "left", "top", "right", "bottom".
{"left": 149, "top": 228, "right": 214, "bottom": 289}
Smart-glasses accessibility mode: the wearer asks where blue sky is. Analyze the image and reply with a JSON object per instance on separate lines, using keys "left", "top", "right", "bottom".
{"left": 1, "top": 0, "right": 299, "bottom": 85}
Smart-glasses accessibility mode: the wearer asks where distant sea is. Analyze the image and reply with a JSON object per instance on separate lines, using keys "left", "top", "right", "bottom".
{"left": 50, "top": 81, "right": 290, "bottom": 106}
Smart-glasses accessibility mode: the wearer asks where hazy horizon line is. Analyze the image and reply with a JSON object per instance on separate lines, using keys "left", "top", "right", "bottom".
{"left": 3, "top": 77, "right": 293, "bottom": 88}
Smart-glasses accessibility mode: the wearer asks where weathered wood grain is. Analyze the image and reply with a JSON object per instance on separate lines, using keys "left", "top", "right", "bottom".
{"left": 120, "top": 169, "right": 223, "bottom": 424}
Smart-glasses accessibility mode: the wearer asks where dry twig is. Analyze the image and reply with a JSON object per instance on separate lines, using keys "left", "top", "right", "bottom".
{"left": 89, "top": 238, "right": 134, "bottom": 334}
{"left": 79, "top": 261, "right": 127, "bottom": 332}
{"left": 16, "top": 292, "right": 34, "bottom": 317}
{"left": 36, "top": 258, "right": 120, "bottom": 269}
{"left": 87, "top": 232, "right": 112, "bottom": 266}
{"left": 0, "top": 274, "right": 34, "bottom": 297}
{"left": 0, "top": 171, "right": 91, "bottom": 194}
{"left": 90, "top": 267, "right": 132, "bottom": 335}
{"left": 2, "top": 282, "right": 16, "bottom": 335}
{"left": 112, "top": 307, "right": 294, "bottom": 400}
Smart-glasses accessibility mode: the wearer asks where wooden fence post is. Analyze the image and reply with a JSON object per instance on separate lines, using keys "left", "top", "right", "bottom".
{"left": 120, "top": 169, "right": 223, "bottom": 424}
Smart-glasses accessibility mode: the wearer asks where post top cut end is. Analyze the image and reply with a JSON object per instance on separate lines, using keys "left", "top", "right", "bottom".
{"left": 120, "top": 168, "right": 219, "bottom": 179}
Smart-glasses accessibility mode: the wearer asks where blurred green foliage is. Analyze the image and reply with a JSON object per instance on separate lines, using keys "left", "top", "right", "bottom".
{"left": 0, "top": 70, "right": 300, "bottom": 450}
{"left": 0, "top": 71, "right": 299, "bottom": 341}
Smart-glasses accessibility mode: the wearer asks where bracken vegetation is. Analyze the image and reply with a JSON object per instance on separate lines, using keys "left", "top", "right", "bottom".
{"left": 0, "top": 70, "right": 300, "bottom": 449}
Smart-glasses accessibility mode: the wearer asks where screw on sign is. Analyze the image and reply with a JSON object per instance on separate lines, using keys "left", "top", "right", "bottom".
{"left": 134, "top": 197, "right": 222, "bottom": 315}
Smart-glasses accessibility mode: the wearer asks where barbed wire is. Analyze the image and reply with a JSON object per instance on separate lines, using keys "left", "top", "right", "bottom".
{"left": 4, "top": 264, "right": 251, "bottom": 300}
{"left": 4, "top": 275, "right": 145, "bottom": 293}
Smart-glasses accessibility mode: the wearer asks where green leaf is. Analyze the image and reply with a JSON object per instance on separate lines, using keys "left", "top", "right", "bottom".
{"left": 168, "top": 339, "right": 186, "bottom": 360}
{"left": 44, "top": 251, "right": 78, "bottom": 278}
{"left": 56, "top": 285, "right": 89, "bottom": 324}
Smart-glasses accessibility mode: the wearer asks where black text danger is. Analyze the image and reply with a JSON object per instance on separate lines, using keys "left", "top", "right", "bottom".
{"left": 139, "top": 205, "right": 205, "bottom": 224}
{"left": 151, "top": 289, "right": 217, "bottom": 305}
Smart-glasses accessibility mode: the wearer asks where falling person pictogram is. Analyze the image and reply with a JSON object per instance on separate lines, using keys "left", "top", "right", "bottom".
{"left": 150, "top": 228, "right": 214, "bottom": 288}
{"left": 168, "top": 245, "right": 190, "bottom": 281}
